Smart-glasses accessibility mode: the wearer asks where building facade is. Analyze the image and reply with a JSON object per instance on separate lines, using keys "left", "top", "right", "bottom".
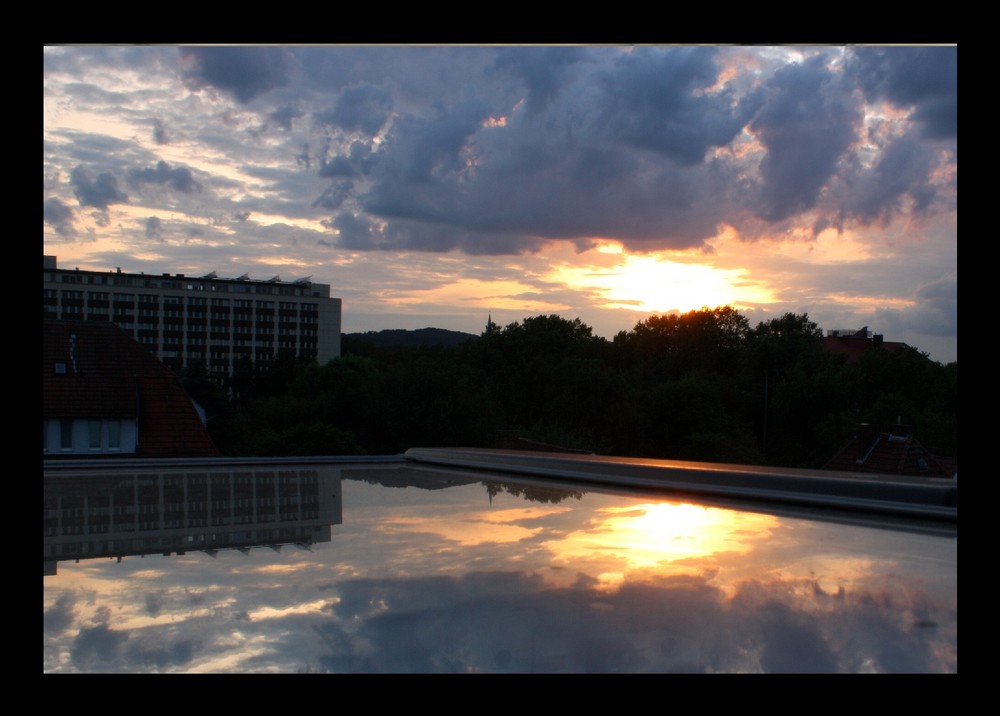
{"left": 43, "top": 255, "right": 342, "bottom": 380}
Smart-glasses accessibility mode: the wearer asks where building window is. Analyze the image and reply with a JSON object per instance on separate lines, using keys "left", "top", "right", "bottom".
{"left": 60, "top": 419, "right": 74, "bottom": 450}
{"left": 89, "top": 420, "right": 102, "bottom": 450}
{"left": 108, "top": 421, "right": 121, "bottom": 450}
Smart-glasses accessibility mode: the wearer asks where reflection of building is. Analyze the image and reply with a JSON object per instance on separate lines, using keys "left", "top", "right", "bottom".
{"left": 43, "top": 255, "right": 342, "bottom": 381}
{"left": 43, "top": 468, "right": 342, "bottom": 575}
{"left": 43, "top": 319, "right": 219, "bottom": 457}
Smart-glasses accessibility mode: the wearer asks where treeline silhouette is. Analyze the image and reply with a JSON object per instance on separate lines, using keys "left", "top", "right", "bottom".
{"left": 189, "top": 308, "right": 957, "bottom": 469}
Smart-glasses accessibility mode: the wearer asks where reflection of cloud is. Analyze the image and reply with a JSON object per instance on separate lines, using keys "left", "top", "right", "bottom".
{"left": 313, "top": 569, "right": 954, "bottom": 673}
{"left": 145, "top": 592, "right": 164, "bottom": 617}
{"left": 44, "top": 592, "right": 77, "bottom": 636}
{"left": 71, "top": 623, "right": 128, "bottom": 669}
{"left": 382, "top": 505, "right": 570, "bottom": 546}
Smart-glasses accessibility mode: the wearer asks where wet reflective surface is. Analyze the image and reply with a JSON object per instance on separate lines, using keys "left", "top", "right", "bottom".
{"left": 43, "top": 463, "right": 957, "bottom": 673}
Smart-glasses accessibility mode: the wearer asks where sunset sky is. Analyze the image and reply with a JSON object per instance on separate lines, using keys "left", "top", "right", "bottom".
{"left": 43, "top": 45, "right": 957, "bottom": 363}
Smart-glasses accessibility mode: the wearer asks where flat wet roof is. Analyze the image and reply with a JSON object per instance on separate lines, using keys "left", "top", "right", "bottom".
{"left": 44, "top": 452, "right": 957, "bottom": 673}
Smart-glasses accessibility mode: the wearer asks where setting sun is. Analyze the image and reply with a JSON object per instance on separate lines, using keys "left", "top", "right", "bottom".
{"left": 552, "top": 252, "right": 777, "bottom": 314}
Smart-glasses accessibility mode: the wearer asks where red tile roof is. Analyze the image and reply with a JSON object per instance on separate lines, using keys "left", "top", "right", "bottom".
{"left": 824, "top": 424, "right": 956, "bottom": 478}
{"left": 822, "top": 335, "right": 908, "bottom": 364}
{"left": 43, "top": 319, "right": 220, "bottom": 457}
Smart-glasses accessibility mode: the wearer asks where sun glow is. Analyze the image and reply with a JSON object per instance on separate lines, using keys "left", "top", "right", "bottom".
{"left": 545, "top": 501, "right": 779, "bottom": 576}
{"left": 553, "top": 252, "right": 777, "bottom": 314}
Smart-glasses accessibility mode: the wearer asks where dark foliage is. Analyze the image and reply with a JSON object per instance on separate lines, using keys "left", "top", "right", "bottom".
{"left": 206, "top": 308, "right": 957, "bottom": 469}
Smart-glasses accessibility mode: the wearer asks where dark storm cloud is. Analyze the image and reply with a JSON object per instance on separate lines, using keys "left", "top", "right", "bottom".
{"left": 750, "top": 55, "right": 862, "bottom": 222}
{"left": 44, "top": 197, "right": 75, "bottom": 235}
{"left": 597, "top": 46, "right": 753, "bottom": 166}
{"left": 180, "top": 46, "right": 293, "bottom": 103}
{"left": 318, "top": 140, "right": 377, "bottom": 179}
{"left": 492, "top": 46, "right": 589, "bottom": 115}
{"left": 328, "top": 211, "right": 380, "bottom": 250}
{"left": 365, "top": 99, "right": 492, "bottom": 195}
{"left": 346, "top": 47, "right": 749, "bottom": 252}
{"left": 318, "top": 84, "right": 393, "bottom": 135}
{"left": 129, "top": 160, "right": 202, "bottom": 193}
{"left": 842, "top": 135, "right": 938, "bottom": 225}
{"left": 847, "top": 46, "right": 957, "bottom": 140}
{"left": 71, "top": 165, "right": 128, "bottom": 209}
{"left": 313, "top": 180, "right": 353, "bottom": 210}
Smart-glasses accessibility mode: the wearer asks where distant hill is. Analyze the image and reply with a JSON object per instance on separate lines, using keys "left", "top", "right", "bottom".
{"left": 343, "top": 327, "right": 479, "bottom": 349}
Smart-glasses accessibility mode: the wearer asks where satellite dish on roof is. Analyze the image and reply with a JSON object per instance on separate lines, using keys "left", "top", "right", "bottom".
{"left": 294, "top": 276, "right": 312, "bottom": 284}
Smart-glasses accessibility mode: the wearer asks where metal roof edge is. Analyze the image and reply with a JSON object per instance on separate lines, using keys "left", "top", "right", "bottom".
{"left": 404, "top": 448, "right": 958, "bottom": 522}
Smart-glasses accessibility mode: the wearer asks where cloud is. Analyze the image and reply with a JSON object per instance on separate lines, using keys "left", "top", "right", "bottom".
{"left": 841, "top": 135, "right": 938, "bottom": 225}
{"left": 71, "top": 165, "right": 128, "bottom": 209}
{"left": 44, "top": 197, "right": 75, "bottom": 235}
{"left": 145, "top": 216, "right": 162, "bottom": 238}
{"left": 313, "top": 569, "right": 952, "bottom": 673}
{"left": 317, "top": 83, "right": 393, "bottom": 135}
{"left": 492, "top": 46, "right": 588, "bottom": 115}
{"left": 153, "top": 119, "right": 169, "bottom": 145}
{"left": 270, "top": 104, "right": 303, "bottom": 131}
{"left": 326, "top": 211, "right": 380, "bottom": 250}
{"left": 318, "top": 140, "right": 376, "bottom": 179}
{"left": 749, "top": 54, "right": 862, "bottom": 222}
{"left": 180, "top": 46, "right": 294, "bottom": 103}
{"left": 597, "top": 46, "right": 752, "bottom": 166}
{"left": 129, "top": 160, "right": 202, "bottom": 193}
{"left": 44, "top": 592, "right": 77, "bottom": 635}
{"left": 313, "top": 180, "right": 353, "bottom": 210}
{"left": 145, "top": 592, "right": 164, "bottom": 617}
{"left": 847, "top": 46, "right": 957, "bottom": 140}
{"left": 71, "top": 623, "right": 128, "bottom": 668}
{"left": 874, "top": 274, "right": 958, "bottom": 341}
{"left": 124, "top": 636, "right": 202, "bottom": 669}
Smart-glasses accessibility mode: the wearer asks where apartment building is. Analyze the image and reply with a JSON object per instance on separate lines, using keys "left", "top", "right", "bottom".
{"left": 43, "top": 255, "right": 342, "bottom": 380}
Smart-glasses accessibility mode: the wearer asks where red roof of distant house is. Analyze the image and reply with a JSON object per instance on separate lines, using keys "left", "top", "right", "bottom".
{"left": 824, "top": 423, "right": 956, "bottom": 478}
{"left": 822, "top": 328, "right": 909, "bottom": 364}
{"left": 43, "top": 319, "right": 220, "bottom": 458}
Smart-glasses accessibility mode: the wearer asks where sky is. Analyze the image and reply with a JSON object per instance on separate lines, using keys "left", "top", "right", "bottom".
{"left": 43, "top": 44, "right": 958, "bottom": 363}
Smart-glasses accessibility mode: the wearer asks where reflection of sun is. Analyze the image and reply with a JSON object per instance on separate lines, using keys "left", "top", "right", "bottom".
{"left": 547, "top": 501, "right": 779, "bottom": 576}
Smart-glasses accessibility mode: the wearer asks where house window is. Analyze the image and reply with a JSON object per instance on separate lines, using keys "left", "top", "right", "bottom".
{"left": 108, "top": 422, "right": 121, "bottom": 450}
{"left": 89, "top": 420, "right": 102, "bottom": 450}
{"left": 60, "top": 419, "right": 74, "bottom": 450}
